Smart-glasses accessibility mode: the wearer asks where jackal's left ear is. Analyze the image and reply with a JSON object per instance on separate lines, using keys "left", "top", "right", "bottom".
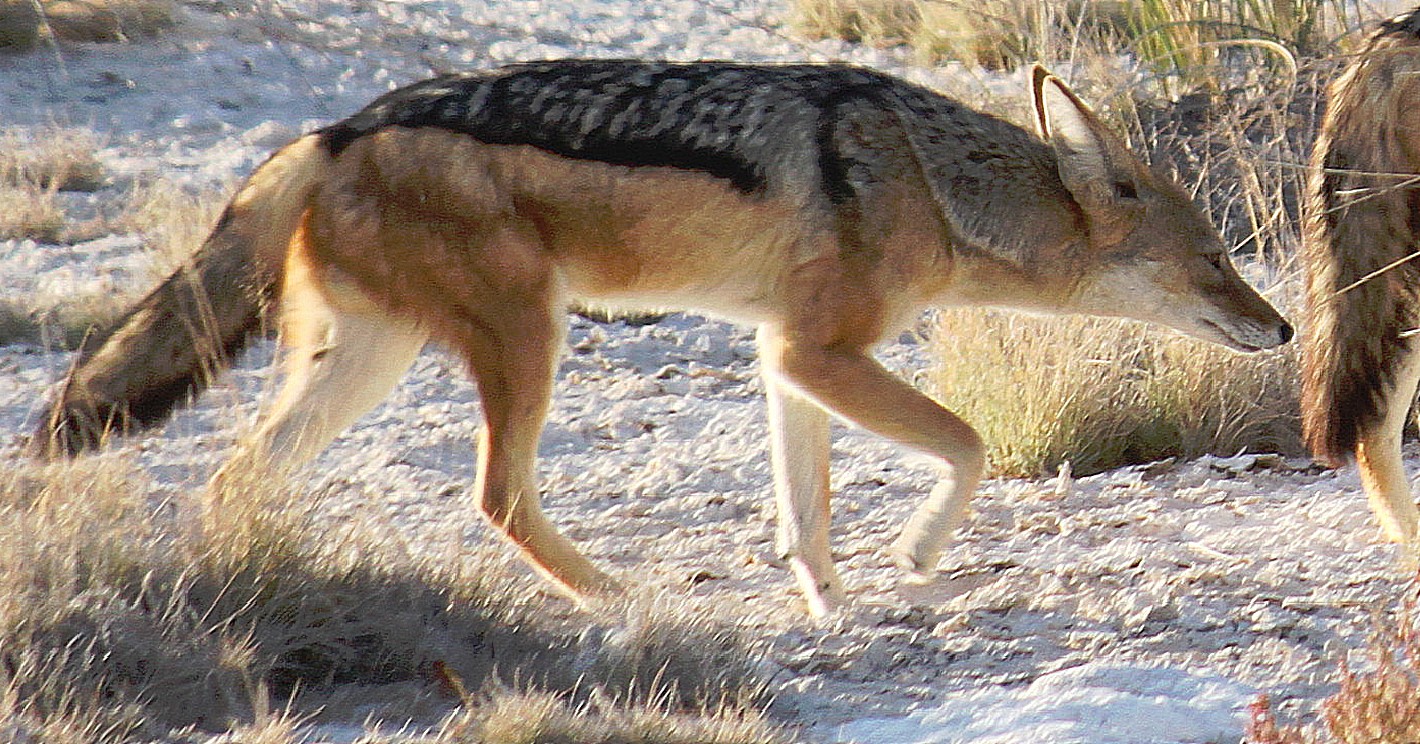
{"left": 1031, "top": 65, "right": 1140, "bottom": 209}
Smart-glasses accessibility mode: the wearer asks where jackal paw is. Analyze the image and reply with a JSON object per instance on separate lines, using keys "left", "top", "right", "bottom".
{"left": 787, "top": 558, "right": 848, "bottom": 618}
{"left": 885, "top": 543, "right": 939, "bottom": 584}
{"left": 804, "top": 586, "right": 851, "bottom": 619}
{"left": 559, "top": 582, "right": 627, "bottom": 618}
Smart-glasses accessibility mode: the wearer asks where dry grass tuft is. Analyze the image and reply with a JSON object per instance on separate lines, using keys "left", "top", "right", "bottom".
{"left": 0, "top": 132, "right": 233, "bottom": 349}
{"left": 469, "top": 689, "right": 785, "bottom": 744}
{"left": 0, "top": 294, "right": 129, "bottom": 349}
{"left": 0, "top": 184, "right": 64, "bottom": 242}
{"left": 0, "top": 301, "right": 35, "bottom": 346}
{"left": 931, "top": 310, "right": 1299, "bottom": 477}
{"left": 0, "top": 457, "right": 783, "bottom": 742}
{"left": 790, "top": 0, "right": 1139, "bottom": 69}
{"left": 790, "top": 0, "right": 1362, "bottom": 85}
{"left": 0, "top": 127, "right": 106, "bottom": 193}
{"left": 44, "top": 0, "right": 176, "bottom": 42}
{"left": 0, "top": 0, "right": 42, "bottom": 49}
{"left": 790, "top": 0, "right": 919, "bottom": 47}
{"left": 0, "top": 0, "right": 176, "bottom": 50}
{"left": 1129, "top": 0, "right": 1363, "bottom": 96}
{"left": 0, "top": 460, "right": 164, "bottom": 741}
{"left": 0, "top": 126, "right": 105, "bottom": 243}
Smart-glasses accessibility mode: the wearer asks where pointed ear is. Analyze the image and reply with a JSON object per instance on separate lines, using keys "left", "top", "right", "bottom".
{"left": 1029, "top": 64, "right": 1055, "bottom": 140}
{"left": 1031, "top": 66, "right": 1139, "bottom": 208}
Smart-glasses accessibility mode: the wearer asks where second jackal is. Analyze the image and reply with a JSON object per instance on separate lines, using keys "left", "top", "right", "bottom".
{"left": 32, "top": 61, "right": 1292, "bottom": 615}
{"left": 1303, "top": 6, "right": 1420, "bottom": 549}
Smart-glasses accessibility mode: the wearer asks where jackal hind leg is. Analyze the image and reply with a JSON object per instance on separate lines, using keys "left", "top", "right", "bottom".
{"left": 1356, "top": 344, "right": 1420, "bottom": 547}
{"left": 211, "top": 276, "right": 427, "bottom": 492}
{"left": 451, "top": 281, "right": 621, "bottom": 603}
{"left": 758, "top": 327, "right": 986, "bottom": 583}
{"left": 759, "top": 332, "right": 845, "bottom": 616}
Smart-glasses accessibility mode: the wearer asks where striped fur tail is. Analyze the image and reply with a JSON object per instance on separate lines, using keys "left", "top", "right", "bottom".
{"left": 30, "top": 136, "right": 330, "bottom": 457}
{"left": 1301, "top": 9, "right": 1420, "bottom": 466}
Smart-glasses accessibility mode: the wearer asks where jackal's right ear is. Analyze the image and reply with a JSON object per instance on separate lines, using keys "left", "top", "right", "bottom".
{"left": 1031, "top": 65, "right": 1140, "bottom": 210}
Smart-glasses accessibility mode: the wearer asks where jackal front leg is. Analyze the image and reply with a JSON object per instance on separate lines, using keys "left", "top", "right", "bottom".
{"left": 759, "top": 327, "right": 985, "bottom": 583}
{"left": 760, "top": 332, "right": 846, "bottom": 616}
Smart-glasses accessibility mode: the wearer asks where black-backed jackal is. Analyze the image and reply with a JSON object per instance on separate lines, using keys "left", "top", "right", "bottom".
{"left": 32, "top": 61, "right": 1291, "bottom": 615}
{"left": 1304, "top": 7, "right": 1420, "bottom": 549}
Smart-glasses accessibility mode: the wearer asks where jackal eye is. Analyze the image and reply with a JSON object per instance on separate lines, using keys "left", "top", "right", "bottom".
{"left": 1113, "top": 180, "right": 1138, "bottom": 200}
{"left": 1204, "top": 253, "right": 1226, "bottom": 271}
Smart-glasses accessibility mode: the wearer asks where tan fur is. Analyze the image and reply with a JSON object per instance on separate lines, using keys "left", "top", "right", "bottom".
{"left": 1302, "top": 10, "right": 1420, "bottom": 546}
{"left": 35, "top": 66, "right": 1290, "bottom": 615}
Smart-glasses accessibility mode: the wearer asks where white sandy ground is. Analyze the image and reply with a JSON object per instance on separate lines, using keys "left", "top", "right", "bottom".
{"left": 2, "top": 1, "right": 1418, "bottom": 741}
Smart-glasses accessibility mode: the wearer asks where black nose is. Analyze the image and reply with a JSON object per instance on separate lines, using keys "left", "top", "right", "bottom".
{"left": 1279, "top": 323, "right": 1294, "bottom": 344}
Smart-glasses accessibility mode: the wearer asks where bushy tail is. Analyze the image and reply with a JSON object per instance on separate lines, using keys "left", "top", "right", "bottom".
{"left": 30, "top": 136, "right": 331, "bottom": 457}
{"left": 1301, "top": 12, "right": 1420, "bottom": 466}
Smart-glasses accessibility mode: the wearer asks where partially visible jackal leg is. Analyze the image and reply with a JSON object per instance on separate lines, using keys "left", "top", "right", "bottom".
{"left": 890, "top": 471, "right": 977, "bottom": 578}
{"left": 1356, "top": 345, "right": 1420, "bottom": 546}
{"left": 452, "top": 274, "right": 621, "bottom": 602}
{"left": 759, "top": 328, "right": 985, "bottom": 581}
{"left": 760, "top": 331, "right": 845, "bottom": 616}
{"left": 211, "top": 272, "right": 427, "bottom": 490}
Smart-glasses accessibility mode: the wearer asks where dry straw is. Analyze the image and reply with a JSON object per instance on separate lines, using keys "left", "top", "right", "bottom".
{"left": 0, "top": 460, "right": 784, "bottom": 742}
{"left": 931, "top": 309, "right": 1299, "bottom": 477}
{"left": 0, "top": 0, "right": 176, "bottom": 50}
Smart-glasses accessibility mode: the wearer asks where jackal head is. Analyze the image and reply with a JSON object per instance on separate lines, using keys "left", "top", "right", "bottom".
{"left": 1031, "top": 66, "right": 1293, "bottom": 352}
